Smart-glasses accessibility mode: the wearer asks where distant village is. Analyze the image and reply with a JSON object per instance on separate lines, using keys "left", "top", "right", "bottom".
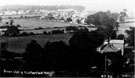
{"left": 0, "top": 5, "right": 98, "bottom": 24}
{"left": 0, "top": 9, "right": 95, "bottom": 24}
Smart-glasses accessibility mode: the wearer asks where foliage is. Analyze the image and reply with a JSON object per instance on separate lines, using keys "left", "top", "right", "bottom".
{"left": 120, "top": 9, "right": 128, "bottom": 22}
{"left": 51, "top": 30, "right": 64, "bottom": 34}
{"left": 69, "top": 30, "right": 104, "bottom": 51}
{"left": 66, "top": 26, "right": 78, "bottom": 33}
{"left": 1, "top": 28, "right": 129, "bottom": 76}
{"left": 86, "top": 11, "right": 118, "bottom": 39}
{"left": 43, "top": 41, "right": 69, "bottom": 70}
{"left": 20, "top": 32, "right": 29, "bottom": 36}
{"left": 125, "top": 27, "right": 134, "bottom": 46}
{"left": 106, "top": 52, "right": 125, "bottom": 77}
{"left": 117, "top": 34, "right": 125, "bottom": 40}
{"left": 10, "top": 19, "right": 14, "bottom": 26}
{"left": 0, "top": 42, "right": 8, "bottom": 52}
{"left": 95, "top": 26, "right": 117, "bottom": 39}
{"left": 43, "top": 31, "right": 48, "bottom": 34}
{"left": 86, "top": 11, "right": 117, "bottom": 27}
{"left": 4, "top": 26, "right": 20, "bottom": 36}
{"left": 23, "top": 40, "right": 44, "bottom": 70}
{"left": 68, "top": 29, "right": 104, "bottom": 72}
{"left": 29, "top": 32, "right": 35, "bottom": 35}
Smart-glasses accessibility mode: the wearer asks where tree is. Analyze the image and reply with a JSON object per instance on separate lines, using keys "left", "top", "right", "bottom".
{"left": 115, "top": 22, "right": 120, "bottom": 31}
{"left": 111, "top": 13, "right": 120, "bottom": 21}
{"left": 109, "top": 52, "right": 125, "bottom": 78}
{"left": 95, "top": 25, "right": 117, "bottom": 39}
{"left": 4, "top": 26, "right": 20, "bottom": 36}
{"left": 69, "top": 29, "right": 104, "bottom": 51}
{"left": 117, "top": 34, "right": 125, "bottom": 40}
{"left": 23, "top": 40, "right": 44, "bottom": 70}
{"left": 86, "top": 11, "right": 118, "bottom": 39}
{"left": 120, "top": 9, "right": 128, "bottom": 23}
{"left": 51, "top": 30, "right": 64, "bottom": 34}
{"left": 86, "top": 11, "right": 116, "bottom": 27}
{"left": 68, "top": 29, "right": 104, "bottom": 73}
{"left": 125, "top": 27, "right": 134, "bottom": 47}
{"left": 0, "top": 42, "right": 8, "bottom": 52}
{"left": 10, "top": 19, "right": 14, "bottom": 26}
{"left": 43, "top": 41, "right": 69, "bottom": 71}
{"left": 66, "top": 26, "right": 78, "bottom": 33}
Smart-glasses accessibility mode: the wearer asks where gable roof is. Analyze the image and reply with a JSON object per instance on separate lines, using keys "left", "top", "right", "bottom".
{"left": 100, "top": 44, "right": 120, "bottom": 53}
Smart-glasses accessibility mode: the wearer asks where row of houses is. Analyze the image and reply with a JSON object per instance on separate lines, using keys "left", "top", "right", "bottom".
{"left": 0, "top": 9, "right": 92, "bottom": 23}
{"left": 0, "top": 9, "right": 88, "bottom": 16}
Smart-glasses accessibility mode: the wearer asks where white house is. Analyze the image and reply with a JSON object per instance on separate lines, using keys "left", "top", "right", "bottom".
{"left": 103, "top": 39, "right": 124, "bottom": 55}
{"left": 18, "top": 10, "right": 26, "bottom": 15}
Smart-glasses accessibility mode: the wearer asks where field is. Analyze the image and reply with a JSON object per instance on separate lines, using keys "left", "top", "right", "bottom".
{"left": 0, "top": 34, "right": 73, "bottom": 54}
{"left": 2, "top": 18, "right": 84, "bottom": 29}
{"left": 0, "top": 18, "right": 134, "bottom": 54}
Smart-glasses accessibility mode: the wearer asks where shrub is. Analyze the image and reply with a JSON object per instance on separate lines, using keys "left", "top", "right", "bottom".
{"left": 20, "top": 32, "right": 29, "bottom": 36}
{"left": 43, "top": 31, "right": 48, "bottom": 34}
{"left": 51, "top": 30, "right": 64, "bottom": 34}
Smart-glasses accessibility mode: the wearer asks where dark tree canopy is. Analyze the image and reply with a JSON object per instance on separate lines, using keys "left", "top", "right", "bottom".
{"left": 86, "top": 11, "right": 117, "bottom": 27}
{"left": 86, "top": 11, "right": 119, "bottom": 39}
{"left": 125, "top": 27, "right": 134, "bottom": 47}
{"left": 23, "top": 40, "right": 44, "bottom": 70}
{"left": 95, "top": 25, "right": 117, "bottom": 39}
{"left": 117, "top": 34, "right": 125, "bottom": 40}
{"left": 66, "top": 26, "right": 78, "bottom": 33}
{"left": 4, "top": 26, "right": 20, "bottom": 36}
{"left": 69, "top": 29, "right": 104, "bottom": 51}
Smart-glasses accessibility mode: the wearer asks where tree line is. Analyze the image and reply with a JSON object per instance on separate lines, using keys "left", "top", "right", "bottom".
{"left": 0, "top": 10, "right": 134, "bottom": 77}
{"left": 0, "top": 28, "right": 134, "bottom": 77}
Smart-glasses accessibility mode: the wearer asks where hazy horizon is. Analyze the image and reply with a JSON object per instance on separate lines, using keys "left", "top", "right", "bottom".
{"left": 0, "top": 0, "right": 135, "bottom": 13}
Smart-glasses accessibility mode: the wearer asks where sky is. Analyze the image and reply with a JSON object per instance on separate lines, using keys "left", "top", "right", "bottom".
{"left": 0, "top": 0, "right": 134, "bottom": 12}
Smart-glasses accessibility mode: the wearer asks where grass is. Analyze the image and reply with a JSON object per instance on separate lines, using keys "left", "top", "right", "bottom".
{"left": 0, "top": 34, "right": 73, "bottom": 54}
{"left": 0, "top": 18, "right": 134, "bottom": 54}
{"left": 2, "top": 18, "right": 84, "bottom": 29}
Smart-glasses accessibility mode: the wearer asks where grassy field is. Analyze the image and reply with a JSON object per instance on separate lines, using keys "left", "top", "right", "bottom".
{"left": 0, "top": 34, "right": 73, "bottom": 54}
{"left": 0, "top": 18, "right": 134, "bottom": 54}
{"left": 2, "top": 18, "right": 84, "bottom": 29}
{"left": 2, "top": 18, "right": 134, "bottom": 34}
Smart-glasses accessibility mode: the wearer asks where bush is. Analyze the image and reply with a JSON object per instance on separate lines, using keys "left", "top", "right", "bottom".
{"left": 51, "top": 30, "right": 64, "bottom": 34}
{"left": 23, "top": 40, "right": 44, "bottom": 70}
{"left": 4, "top": 26, "right": 20, "bottom": 36}
{"left": 20, "top": 32, "right": 29, "bottom": 36}
{"left": 34, "top": 27, "right": 44, "bottom": 30}
{"left": 117, "top": 34, "right": 125, "bottom": 39}
{"left": 66, "top": 26, "right": 78, "bottom": 33}
{"left": 43, "top": 31, "right": 48, "bottom": 34}
{"left": 29, "top": 32, "right": 35, "bottom": 35}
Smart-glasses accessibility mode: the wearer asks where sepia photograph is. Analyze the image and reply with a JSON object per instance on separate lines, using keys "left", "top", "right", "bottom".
{"left": 0, "top": 0, "right": 134, "bottom": 77}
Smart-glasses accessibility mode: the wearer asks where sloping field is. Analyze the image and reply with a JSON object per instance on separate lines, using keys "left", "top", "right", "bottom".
{"left": 2, "top": 18, "right": 83, "bottom": 29}
{"left": 0, "top": 34, "right": 73, "bottom": 54}
{"left": 0, "top": 18, "right": 134, "bottom": 54}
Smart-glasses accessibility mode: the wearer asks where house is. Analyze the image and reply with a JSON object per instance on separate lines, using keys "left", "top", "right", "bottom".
{"left": 17, "top": 10, "right": 26, "bottom": 15}
{"left": 98, "top": 39, "right": 124, "bottom": 55}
